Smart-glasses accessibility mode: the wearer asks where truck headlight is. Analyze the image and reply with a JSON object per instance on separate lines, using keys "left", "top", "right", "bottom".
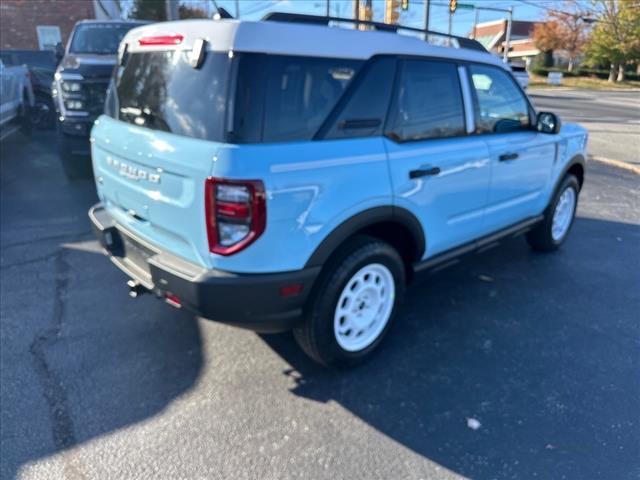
{"left": 65, "top": 100, "right": 84, "bottom": 110}
{"left": 61, "top": 81, "right": 82, "bottom": 93}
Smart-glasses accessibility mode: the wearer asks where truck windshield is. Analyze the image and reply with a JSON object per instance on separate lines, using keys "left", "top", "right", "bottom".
{"left": 69, "top": 23, "right": 140, "bottom": 55}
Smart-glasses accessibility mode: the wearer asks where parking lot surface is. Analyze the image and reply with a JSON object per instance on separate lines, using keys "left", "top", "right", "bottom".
{"left": 531, "top": 89, "right": 640, "bottom": 166}
{"left": 1, "top": 127, "right": 639, "bottom": 479}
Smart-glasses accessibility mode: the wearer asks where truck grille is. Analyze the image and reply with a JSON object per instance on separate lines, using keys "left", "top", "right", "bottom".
{"left": 82, "top": 80, "right": 109, "bottom": 116}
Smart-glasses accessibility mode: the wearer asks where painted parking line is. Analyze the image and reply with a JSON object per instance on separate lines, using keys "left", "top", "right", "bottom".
{"left": 590, "top": 156, "right": 640, "bottom": 175}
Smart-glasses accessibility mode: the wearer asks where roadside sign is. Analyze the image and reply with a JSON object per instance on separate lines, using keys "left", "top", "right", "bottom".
{"left": 548, "top": 72, "right": 564, "bottom": 85}
{"left": 457, "top": 3, "right": 474, "bottom": 9}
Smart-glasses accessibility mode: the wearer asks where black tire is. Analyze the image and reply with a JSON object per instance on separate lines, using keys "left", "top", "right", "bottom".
{"left": 18, "top": 92, "right": 32, "bottom": 138}
{"left": 293, "top": 235, "right": 406, "bottom": 367}
{"left": 31, "top": 93, "right": 55, "bottom": 130}
{"left": 527, "top": 174, "right": 580, "bottom": 252}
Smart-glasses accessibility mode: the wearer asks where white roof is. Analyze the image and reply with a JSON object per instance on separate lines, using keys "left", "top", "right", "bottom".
{"left": 123, "top": 19, "right": 506, "bottom": 69}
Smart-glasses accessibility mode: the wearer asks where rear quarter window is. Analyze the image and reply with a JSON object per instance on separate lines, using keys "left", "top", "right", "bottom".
{"left": 231, "top": 54, "right": 363, "bottom": 143}
{"left": 387, "top": 59, "right": 466, "bottom": 142}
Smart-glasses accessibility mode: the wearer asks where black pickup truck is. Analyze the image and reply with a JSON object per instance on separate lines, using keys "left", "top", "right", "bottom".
{"left": 53, "top": 20, "right": 147, "bottom": 179}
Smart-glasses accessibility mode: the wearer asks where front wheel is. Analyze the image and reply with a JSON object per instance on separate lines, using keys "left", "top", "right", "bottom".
{"left": 527, "top": 174, "right": 579, "bottom": 252}
{"left": 293, "top": 236, "right": 405, "bottom": 367}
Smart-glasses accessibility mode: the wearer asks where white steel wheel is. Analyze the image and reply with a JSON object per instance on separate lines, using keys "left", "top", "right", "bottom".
{"left": 333, "top": 263, "right": 396, "bottom": 352}
{"left": 551, "top": 186, "right": 577, "bottom": 241}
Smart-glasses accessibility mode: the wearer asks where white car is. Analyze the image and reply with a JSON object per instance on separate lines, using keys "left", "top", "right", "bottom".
{"left": 510, "top": 64, "right": 530, "bottom": 90}
{"left": 0, "top": 58, "right": 34, "bottom": 140}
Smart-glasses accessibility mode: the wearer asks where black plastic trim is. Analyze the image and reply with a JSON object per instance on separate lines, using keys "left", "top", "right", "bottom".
{"left": 304, "top": 206, "right": 426, "bottom": 268}
{"left": 413, "top": 215, "right": 543, "bottom": 274}
{"left": 261, "top": 12, "right": 488, "bottom": 52}
{"left": 556, "top": 154, "right": 586, "bottom": 192}
{"left": 89, "top": 203, "right": 320, "bottom": 332}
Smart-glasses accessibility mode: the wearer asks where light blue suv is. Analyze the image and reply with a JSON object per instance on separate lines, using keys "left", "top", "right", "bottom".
{"left": 89, "top": 14, "right": 587, "bottom": 366}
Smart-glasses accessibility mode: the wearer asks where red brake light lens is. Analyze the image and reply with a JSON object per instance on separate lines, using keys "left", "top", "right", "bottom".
{"left": 138, "top": 34, "right": 184, "bottom": 46}
{"left": 205, "top": 178, "right": 266, "bottom": 256}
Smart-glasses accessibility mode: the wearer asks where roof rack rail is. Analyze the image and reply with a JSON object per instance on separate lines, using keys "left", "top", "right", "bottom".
{"left": 261, "top": 12, "right": 487, "bottom": 53}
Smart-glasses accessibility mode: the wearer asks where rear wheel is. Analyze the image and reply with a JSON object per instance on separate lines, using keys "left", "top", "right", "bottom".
{"left": 527, "top": 174, "right": 579, "bottom": 252}
{"left": 293, "top": 236, "right": 405, "bottom": 367}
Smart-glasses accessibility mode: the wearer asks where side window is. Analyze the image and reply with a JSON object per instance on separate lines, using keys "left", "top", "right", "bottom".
{"left": 468, "top": 64, "right": 531, "bottom": 134}
{"left": 322, "top": 57, "right": 396, "bottom": 140}
{"left": 387, "top": 59, "right": 466, "bottom": 142}
{"left": 262, "top": 56, "right": 362, "bottom": 142}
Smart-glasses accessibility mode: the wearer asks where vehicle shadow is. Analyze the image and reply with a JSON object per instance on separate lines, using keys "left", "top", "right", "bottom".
{"left": 1, "top": 132, "right": 204, "bottom": 479}
{"left": 260, "top": 217, "right": 640, "bottom": 479}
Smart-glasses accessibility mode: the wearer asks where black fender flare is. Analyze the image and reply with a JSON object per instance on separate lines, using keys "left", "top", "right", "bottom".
{"left": 555, "top": 153, "right": 586, "bottom": 192}
{"left": 542, "top": 154, "right": 585, "bottom": 214}
{"left": 304, "top": 206, "right": 425, "bottom": 268}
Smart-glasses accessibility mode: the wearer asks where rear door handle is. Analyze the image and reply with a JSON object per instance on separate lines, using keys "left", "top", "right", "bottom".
{"left": 409, "top": 166, "right": 441, "bottom": 179}
{"left": 499, "top": 152, "right": 519, "bottom": 161}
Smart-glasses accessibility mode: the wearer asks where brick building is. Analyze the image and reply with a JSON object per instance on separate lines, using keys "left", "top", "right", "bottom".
{"left": 0, "top": 0, "right": 121, "bottom": 51}
{"left": 470, "top": 19, "right": 541, "bottom": 67}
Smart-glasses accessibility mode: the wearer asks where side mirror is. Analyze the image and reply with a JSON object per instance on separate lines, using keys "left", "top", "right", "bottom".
{"left": 537, "top": 111, "right": 561, "bottom": 134}
{"left": 55, "top": 42, "right": 64, "bottom": 62}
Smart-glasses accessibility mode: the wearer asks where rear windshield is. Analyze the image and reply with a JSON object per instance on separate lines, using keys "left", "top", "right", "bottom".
{"left": 110, "top": 51, "right": 231, "bottom": 141}
{"left": 107, "top": 51, "right": 362, "bottom": 143}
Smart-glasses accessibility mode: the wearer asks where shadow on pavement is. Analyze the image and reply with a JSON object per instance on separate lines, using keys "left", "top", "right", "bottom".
{"left": 261, "top": 217, "right": 640, "bottom": 479}
{"left": 2, "top": 132, "right": 638, "bottom": 479}
{"left": 1, "top": 132, "right": 204, "bottom": 479}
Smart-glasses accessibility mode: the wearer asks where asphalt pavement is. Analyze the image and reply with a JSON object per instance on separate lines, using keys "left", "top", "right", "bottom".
{"left": 1, "top": 121, "right": 639, "bottom": 479}
{"left": 530, "top": 89, "right": 640, "bottom": 166}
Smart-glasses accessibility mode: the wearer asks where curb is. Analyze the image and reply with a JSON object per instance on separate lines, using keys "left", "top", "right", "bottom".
{"left": 589, "top": 155, "right": 640, "bottom": 175}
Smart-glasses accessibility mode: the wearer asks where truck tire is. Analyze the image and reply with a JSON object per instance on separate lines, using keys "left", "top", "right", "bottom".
{"left": 527, "top": 174, "right": 580, "bottom": 252}
{"left": 18, "top": 91, "right": 32, "bottom": 138}
{"left": 32, "top": 92, "right": 55, "bottom": 130}
{"left": 293, "top": 235, "right": 405, "bottom": 367}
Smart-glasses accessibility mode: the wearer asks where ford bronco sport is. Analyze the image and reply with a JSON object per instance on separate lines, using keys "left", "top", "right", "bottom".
{"left": 89, "top": 14, "right": 587, "bottom": 367}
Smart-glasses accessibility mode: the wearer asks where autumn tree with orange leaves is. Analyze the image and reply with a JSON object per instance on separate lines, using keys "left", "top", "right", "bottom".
{"left": 533, "top": 1, "right": 589, "bottom": 72}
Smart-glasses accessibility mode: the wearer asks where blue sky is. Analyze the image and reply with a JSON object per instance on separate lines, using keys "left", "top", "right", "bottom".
{"left": 176, "top": 0, "right": 584, "bottom": 36}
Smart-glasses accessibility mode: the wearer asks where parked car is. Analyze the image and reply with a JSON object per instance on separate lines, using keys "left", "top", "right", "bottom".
{"left": 0, "top": 58, "right": 34, "bottom": 141}
{"left": 0, "top": 49, "right": 58, "bottom": 129}
{"left": 52, "top": 19, "right": 147, "bottom": 179}
{"left": 510, "top": 63, "right": 530, "bottom": 89}
{"left": 89, "top": 14, "right": 587, "bottom": 367}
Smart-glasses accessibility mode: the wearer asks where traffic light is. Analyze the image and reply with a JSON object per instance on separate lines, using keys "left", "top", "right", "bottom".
{"left": 449, "top": 0, "right": 457, "bottom": 13}
{"left": 401, "top": 0, "right": 409, "bottom": 11}
{"left": 384, "top": 0, "right": 401, "bottom": 24}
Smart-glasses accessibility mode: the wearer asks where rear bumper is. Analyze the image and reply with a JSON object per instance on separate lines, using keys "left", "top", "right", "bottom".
{"left": 89, "top": 203, "right": 320, "bottom": 332}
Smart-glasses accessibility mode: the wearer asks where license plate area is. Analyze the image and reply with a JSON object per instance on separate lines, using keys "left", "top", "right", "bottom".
{"left": 120, "top": 233, "right": 155, "bottom": 278}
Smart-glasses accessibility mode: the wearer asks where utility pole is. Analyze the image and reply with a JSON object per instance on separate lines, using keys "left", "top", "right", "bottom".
{"left": 472, "top": 8, "right": 479, "bottom": 39}
{"left": 448, "top": 11, "right": 453, "bottom": 35}
{"left": 503, "top": 7, "right": 513, "bottom": 63}
{"left": 424, "top": 0, "right": 430, "bottom": 40}
{"left": 235, "top": 0, "right": 240, "bottom": 18}
{"left": 353, "top": 0, "right": 360, "bottom": 26}
{"left": 165, "top": 0, "right": 179, "bottom": 20}
{"left": 326, "top": 0, "right": 330, "bottom": 17}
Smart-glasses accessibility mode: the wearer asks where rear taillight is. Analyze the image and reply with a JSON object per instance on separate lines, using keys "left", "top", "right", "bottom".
{"left": 138, "top": 34, "right": 184, "bottom": 46}
{"left": 205, "top": 178, "right": 266, "bottom": 255}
